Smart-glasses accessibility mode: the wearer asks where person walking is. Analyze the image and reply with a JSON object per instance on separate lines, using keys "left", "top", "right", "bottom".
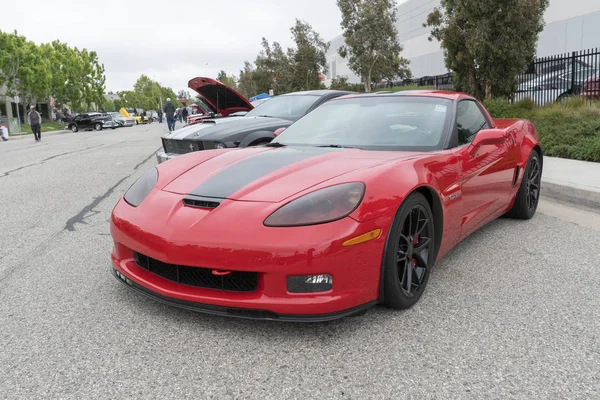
{"left": 182, "top": 106, "right": 189, "bottom": 124}
{"left": 157, "top": 109, "right": 163, "bottom": 123}
{"left": 27, "top": 105, "right": 42, "bottom": 142}
{"left": 163, "top": 98, "right": 177, "bottom": 132}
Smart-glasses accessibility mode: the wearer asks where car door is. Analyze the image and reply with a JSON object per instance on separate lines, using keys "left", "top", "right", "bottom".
{"left": 451, "top": 100, "right": 515, "bottom": 238}
{"left": 79, "top": 114, "right": 91, "bottom": 129}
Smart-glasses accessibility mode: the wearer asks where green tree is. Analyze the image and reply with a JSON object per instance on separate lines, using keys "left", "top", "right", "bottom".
{"left": 100, "top": 99, "right": 115, "bottom": 112}
{"left": 426, "top": 0, "right": 549, "bottom": 99}
{"left": 337, "top": 0, "right": 410, "bottom": 92}
{"left": 254, "top": 38, "right": 295, "bottom": 94}
{"left": 290, "top": 19, "right": 329, "bottom": 91}
{"left": 237, "top": 61, "right": 258, "bottom": 98}
{"left": 216, "top": 70, "right": 237, "bottom": 88}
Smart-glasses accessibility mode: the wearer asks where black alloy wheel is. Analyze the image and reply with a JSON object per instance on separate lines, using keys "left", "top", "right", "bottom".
{"left": 506, "top": 150, "right": 542, "bottom": 219}
{"left": 384, "top": 192, "right": 435, "bottom": 309}
{"left": 526, "top": 156, "right": 541, "bottom": 211}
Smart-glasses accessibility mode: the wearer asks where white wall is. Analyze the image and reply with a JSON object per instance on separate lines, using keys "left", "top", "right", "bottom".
{"left": 325, "top": 0, "right": 600, "bottom": 85}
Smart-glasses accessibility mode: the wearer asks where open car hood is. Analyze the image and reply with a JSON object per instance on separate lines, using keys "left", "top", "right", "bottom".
{"left": 188, "top": 77, "right": 254, "bottom": 117}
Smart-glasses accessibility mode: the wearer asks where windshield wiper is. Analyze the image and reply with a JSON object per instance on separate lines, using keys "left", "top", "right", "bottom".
{"left": 265, "top": 142, "right": 286, "bottom": 147}
{"left": 316, "top": 144, "right": 354, "bottom": 149}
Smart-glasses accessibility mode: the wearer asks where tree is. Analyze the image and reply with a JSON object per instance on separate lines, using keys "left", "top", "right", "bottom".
{"left": 337, "top": 0, "right": 410, "bottom": 92}
{"left": 177, "top": 89, "right": 191, "bottom": 101}
{"left": 290, "top": 19, "right": 329, "bottom": 91}
{"left": 216, "top": 70, "right": 237, "bottom": 89}
{"left": 237, "top": 61, "right": 258, "bottom": 98}
{"left": 254, "top": 38, "right": 295, "bottom": 94}
{"left": 426, "top": 0, "right": 549, "bottom": 99}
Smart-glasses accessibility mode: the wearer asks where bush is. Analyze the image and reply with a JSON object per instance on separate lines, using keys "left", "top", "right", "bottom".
{"left": 484, "top": 97, "right": 600, "bottom": 162}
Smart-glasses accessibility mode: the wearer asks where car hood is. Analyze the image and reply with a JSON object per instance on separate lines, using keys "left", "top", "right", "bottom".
{"left": 163, "top": 116, "right": 292, "bottom": 141}
{"left": 162, "top": 146, "right": 421, "bottom": 203}
{"left": 188, "top": 77, "right": 253, "bottom": 116}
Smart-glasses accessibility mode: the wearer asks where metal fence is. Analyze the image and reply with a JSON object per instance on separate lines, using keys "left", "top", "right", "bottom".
{"left": 397, "top": 48, "right": 600, "bottom": 106}
{"left": 514, "top": 48, "right": 600, "bottom": 105}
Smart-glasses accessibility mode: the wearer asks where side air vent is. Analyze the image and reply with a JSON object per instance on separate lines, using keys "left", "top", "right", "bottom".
{"left": 512, "top": 166, "right": 520, "bottom": 187}
{"left": 182, "top": 197, "right": 220, "bottom": 209}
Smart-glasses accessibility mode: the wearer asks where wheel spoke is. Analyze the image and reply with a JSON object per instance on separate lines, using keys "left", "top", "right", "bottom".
{"left": 413, "top": 251, "right": 427, "bottom": 269}
{"left": 397, "top": 249, "right": 407, "bottom": 262}
{"left": 405, "top": 261, "right": 413, "bottom": 294}
{"left": 414, "top": 237, "right": 431, "bottom": 253}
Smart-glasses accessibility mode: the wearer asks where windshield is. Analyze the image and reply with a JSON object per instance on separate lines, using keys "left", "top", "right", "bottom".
{"left": 110, "top": 112, "right": 121, "bottom": 117}
{"left": 245, "top": 95, "right": 320, "bottom": 120}
{"left": 272, "top": 96, "right": 453, "bottom": 151}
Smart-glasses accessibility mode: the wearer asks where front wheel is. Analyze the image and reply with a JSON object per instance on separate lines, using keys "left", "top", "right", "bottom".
{"left": 506, "top": 150, "right": 542, "bottom": 219}
{"left": 71, "top": 125, "right": 78, "bottom": 133}
{"left": 383, "top": 192, "right": 436, "bottom": 310}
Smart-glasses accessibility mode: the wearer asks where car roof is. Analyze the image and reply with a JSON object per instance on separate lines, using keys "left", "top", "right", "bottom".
{"left": 335, "top": 90, "right": 471, "bottom": 102}
{"left": 280, "top": 89, "right": 354, "bottom": 97}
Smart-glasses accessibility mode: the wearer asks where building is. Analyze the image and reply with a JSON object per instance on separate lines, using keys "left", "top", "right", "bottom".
{"left": 325, "top": 0, "right": 600, "bottom": 85}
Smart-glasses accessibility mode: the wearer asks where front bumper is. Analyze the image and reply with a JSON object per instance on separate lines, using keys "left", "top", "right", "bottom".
{"left": 156, "top": 151, "right": 180, "bottom": 164}
{"left": 110, "top": 192, "right": 392, "bottom": 320}
{"left": 111, "top": 267, "right": 376, "bottom": 322}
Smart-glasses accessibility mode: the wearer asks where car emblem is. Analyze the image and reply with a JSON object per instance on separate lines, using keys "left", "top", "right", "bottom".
{"left": 189, "top": 143, "right": 194, "bottom": 151}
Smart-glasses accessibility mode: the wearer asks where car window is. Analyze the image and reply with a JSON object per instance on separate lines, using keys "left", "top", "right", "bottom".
{"left": 456, "top": 101, "right": 489, "bottom": 146}
{"left": 74, "top": 115, "right": 82, "bottom": 122}
{"left": 245, "top": 95, "right": 321, "bottom": 120}
{"left": 272, "top": 96, "right": 453, "bottom": 151}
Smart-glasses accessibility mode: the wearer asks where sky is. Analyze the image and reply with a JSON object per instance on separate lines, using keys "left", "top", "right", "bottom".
{"left": 1, "top": 0, "right": 347, "bottom": 95}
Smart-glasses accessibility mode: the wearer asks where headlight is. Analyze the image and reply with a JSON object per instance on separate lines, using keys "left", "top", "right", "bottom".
{"left": 264, "top": 182, "right": 365, "bottom": 227}
{"left": 215, "top": 143, "right": 226, "bottom": 149}
{"left": 123, "top": 167, "right": 158, "bottom": 207}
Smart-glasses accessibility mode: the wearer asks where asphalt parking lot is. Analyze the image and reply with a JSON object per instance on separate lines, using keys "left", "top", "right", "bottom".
{"left": 1, "top": 123, "right": 599, "bottom": 399}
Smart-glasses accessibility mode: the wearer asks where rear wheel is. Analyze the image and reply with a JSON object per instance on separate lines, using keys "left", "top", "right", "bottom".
{"left": 94, "top": 123, "right": 102, "bottom": 131}
{"left": 383, "top": 192, "right": 435, "bottom": 310}
{"left": 506, "top": 150, "right": 542, "bottom": 219}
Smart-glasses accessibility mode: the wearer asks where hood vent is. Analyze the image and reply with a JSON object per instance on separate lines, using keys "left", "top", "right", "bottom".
{"left": 182, "top": 196, "right": 220, "bottom": 209}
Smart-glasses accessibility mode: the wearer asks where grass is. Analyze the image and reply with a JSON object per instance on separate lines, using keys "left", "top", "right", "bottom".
{"left": 12, "top": 121, "right": 67, "bottom": 135}
{"left": 483, "top": 97, "right": 600, "bottom": 162}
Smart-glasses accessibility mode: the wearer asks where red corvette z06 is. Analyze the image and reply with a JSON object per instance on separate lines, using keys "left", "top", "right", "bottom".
{"left": 110, "top": 91, "right": 543, "bottom": 322}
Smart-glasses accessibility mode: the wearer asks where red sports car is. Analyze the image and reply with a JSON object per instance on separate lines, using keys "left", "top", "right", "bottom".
{"left": 110, "top": 91, "right": 543, "bottom": 321}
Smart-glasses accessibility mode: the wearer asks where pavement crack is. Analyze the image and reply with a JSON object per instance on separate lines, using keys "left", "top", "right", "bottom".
{"left": 64, "top": 175, "right": 130, "bottom": 232}
{"left": 134, "top": 147, "right": 161, "bottom": 171}
{"left": 63, "top": 148, "right": 160, "bottom": 232}
{"left": 0, "top": 145, "right": 103, "bottom": 179}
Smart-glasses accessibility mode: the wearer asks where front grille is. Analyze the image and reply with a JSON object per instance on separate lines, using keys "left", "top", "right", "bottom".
{"left": 134, "top": 253, "right": 258, "bottom": 292}
{"left": 162, "top": 139, "right": 204, "bottom": 155}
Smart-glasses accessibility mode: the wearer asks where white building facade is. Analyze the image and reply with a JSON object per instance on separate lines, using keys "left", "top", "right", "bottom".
{"left": 325, "top": 0, "right": 600, "bottom": 85}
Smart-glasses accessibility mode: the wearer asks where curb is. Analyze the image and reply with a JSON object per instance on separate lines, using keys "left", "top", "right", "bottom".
{"left": 8, "top": 130, "right": 71, "bottom": 140}
{"left": 541, "top": 178, "right": 600, "bottom": 211}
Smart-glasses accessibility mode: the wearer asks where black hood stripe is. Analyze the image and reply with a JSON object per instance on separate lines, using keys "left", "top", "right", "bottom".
{"left": 188, "top": 147, "right": 337, "bottom": 199}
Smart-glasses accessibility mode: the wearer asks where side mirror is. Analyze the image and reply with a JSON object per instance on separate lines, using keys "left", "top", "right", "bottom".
{"left": 468, "top": 129, "right": 509, "bottom": 155}
{"left": 274, "top": 127, "right": 286, "bottom": 137}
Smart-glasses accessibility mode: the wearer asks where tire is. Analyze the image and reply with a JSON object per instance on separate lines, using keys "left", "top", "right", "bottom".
{"left": 383, "top": 192, "right": 436, "bottom": 310}
{"left": 506, "top": 150, "right": 542, "bottom": 219}
{"left": 94, "top": 123, "right": 102, "bottom": 131}
{"left": 71, "top": 125, "right": 78, "bottom": 133}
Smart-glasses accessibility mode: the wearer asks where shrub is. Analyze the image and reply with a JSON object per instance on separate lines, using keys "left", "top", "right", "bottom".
{"left": 484, "top": 97, "right": 600, "bottom": 162}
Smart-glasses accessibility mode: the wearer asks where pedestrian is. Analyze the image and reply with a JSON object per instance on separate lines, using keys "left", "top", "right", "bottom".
{"left": 157, "top": 109, "right": 163, "bottom": 123}
{"left": 163, "top": 98, "right": 177, "bottom": 132}
{"left": 182, "top": 106, "right": 189, "bottom": 124}
{"left": 27, "top": 105, "right": 42, "bottom": 142}
{"left": 1, "top": 124, "right": 9, "bottom": 141}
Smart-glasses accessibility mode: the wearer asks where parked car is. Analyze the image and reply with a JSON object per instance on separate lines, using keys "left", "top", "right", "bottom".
{"left": 514, "top": 65, "right": 598, "bottom": 105}
{"left": 110, "top": 112, "right": 135, "bottom": 127}
{"left": 183, "top": 77, "right": 255, "bottom": 127}
{"left": 67, "top": 112, "right": 113, "bottom": 132}
{"left": 156, "top": 89, "right": 353, "bottom": 164}
{"left": 120, "top": 108, "right": 150, "bottom": 124}
{"left": 581, "top": 73, "right": 600, "bottom": 100}
{"left": 111, "top": 90, "right": 543, "bottom": 321}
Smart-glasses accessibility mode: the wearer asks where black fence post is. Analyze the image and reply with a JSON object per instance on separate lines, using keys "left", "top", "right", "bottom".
{"left": 571, "top": 51, "right": 577, "bottom": 96}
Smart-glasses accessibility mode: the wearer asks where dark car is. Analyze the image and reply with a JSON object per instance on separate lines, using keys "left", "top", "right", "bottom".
{"left": 68, "top": 113, "right": 112, "bottom": 132}
{"left": 156, "top": 89, "right": 353, "bottom": 163}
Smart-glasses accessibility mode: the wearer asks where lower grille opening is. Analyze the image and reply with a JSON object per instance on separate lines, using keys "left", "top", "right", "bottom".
{"left": 134, "top": 252, "right": 258, "bottom": 292}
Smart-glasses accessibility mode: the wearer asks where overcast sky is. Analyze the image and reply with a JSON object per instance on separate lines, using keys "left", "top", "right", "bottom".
{"left": 2, "top": 0, "right": 350, "bottom": 95}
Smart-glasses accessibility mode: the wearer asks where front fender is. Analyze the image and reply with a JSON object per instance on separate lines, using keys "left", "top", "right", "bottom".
{"left": 238, "top": 130, "right": 275, "bottom": 148}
